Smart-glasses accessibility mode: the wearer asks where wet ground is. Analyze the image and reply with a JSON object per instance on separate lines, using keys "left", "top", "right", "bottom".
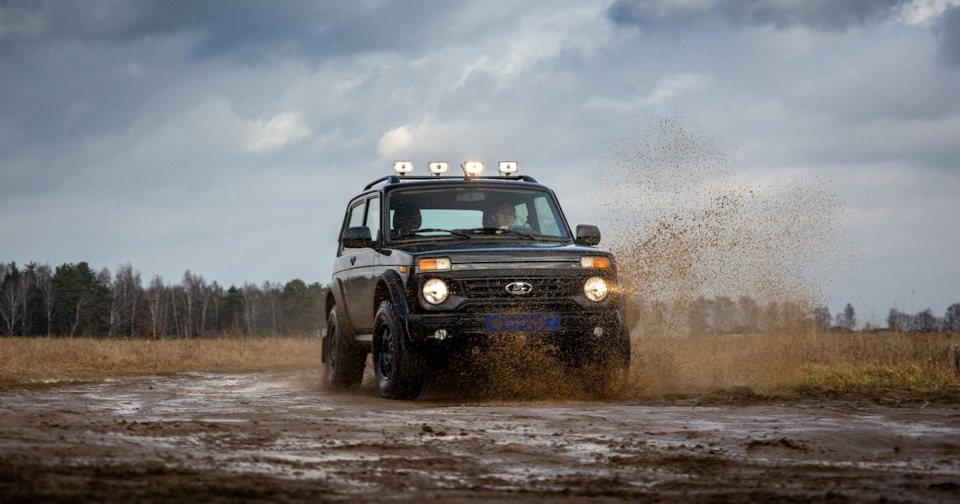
{"left": 1, "top": 372, "right": 959, "bottom": 503}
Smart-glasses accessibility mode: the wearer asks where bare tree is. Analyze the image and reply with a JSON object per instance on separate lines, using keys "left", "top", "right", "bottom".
{"left": 737, "top": 295, "right": 761, "bottom": 333}
{"left": 263, "top": 281, "right": 281, "bottom": 336}
{"left": 242, "top": 283, "right": 261, "bottom": 334}
{"left": 0, "top": 263, "right": 27, "bottom": 335}
{"left": 945, "top": 303, "right": 960, "bottom": 332}
{"left": 180, "top": 270, "right": 208, "bottom": 338}
{"left": 112, "top": 263, "right": 142, "bottom": 338}
{"left": 170, "top": 284, "right": 185, "bottom": 339}
{"left": 34, "top": 264, "right": 55, "bottom": 336}
{"left": 144, "top": 275, "right": 168, "bottom": 340}
{"left": 813, "top": 306, "right": 831, "bottom": 333}
{"left": 206, "top": 281, "right": 223, "bottom": 334}
{"left": 835, "top": 303, "right": 856, "bottom": 330}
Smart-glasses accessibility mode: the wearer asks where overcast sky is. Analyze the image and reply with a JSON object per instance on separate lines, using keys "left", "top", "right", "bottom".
{"left": 2, "top": 0, "right": 958, "bottom": 324}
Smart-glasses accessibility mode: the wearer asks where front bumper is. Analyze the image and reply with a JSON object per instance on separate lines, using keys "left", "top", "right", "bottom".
{"left": 405, "top": 308, "right": 628, "bottom": 358}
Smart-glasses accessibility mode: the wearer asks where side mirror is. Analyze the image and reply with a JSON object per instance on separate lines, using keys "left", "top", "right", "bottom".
{"left": 575, "top": 225, "right": 601, "bottom": 246}
{"left": 341, "top": 226, "right": 373, "bottom": 249}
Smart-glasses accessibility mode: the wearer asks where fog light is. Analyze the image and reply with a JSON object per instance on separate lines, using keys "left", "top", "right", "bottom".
{"left": 594, "top": 327, "right": 604, "bottom": 337}
{"left": 433, "top": 329, "right": 449, "bottom": 340}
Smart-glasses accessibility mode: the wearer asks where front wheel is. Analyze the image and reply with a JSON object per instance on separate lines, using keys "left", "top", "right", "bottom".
{"left": 373, "top": 300, "right": 424, "bottom": 400}
{"left": 323, "top": 305, "right": 366, "bottom": 390}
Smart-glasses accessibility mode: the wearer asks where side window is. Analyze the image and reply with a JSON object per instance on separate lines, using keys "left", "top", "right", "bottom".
{"left": 347, "top": 201, "right": 365, "bottom": 228}
{"left": 339, "top": 200, "right": 366, "bottom": 255}
{"left": 366, "top": 197, "right": 381, "bottom": 241}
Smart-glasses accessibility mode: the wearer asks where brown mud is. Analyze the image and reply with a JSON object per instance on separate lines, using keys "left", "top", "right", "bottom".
{"left": 1, "top": 371, "right": 959, "bottom": 503}
{"left": 598, "top": 117, "right": 850, "bottom": 337}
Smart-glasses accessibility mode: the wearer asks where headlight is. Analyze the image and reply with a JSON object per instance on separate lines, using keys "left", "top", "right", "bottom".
{"left": 422, "top": 278, "right": 449, "bottom": 305}
{"left": 583, "top": 276, "right": 608, "bottom": 302}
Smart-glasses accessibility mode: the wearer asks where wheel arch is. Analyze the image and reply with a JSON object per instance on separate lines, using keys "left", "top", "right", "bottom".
{"left": 375, "top": 269, "right": 411, "bottom": 324}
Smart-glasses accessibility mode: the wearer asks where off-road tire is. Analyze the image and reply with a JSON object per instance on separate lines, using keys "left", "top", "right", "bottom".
{"left": 323, "top": 305, "right": 366, "bottom": 390}
{"left": 373, "top": 300, "right": 424, "bottom": 400}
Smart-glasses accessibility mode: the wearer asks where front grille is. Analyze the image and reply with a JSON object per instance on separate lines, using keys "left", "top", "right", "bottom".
{"left": 456, "top": 277, "right": 581, "bottom": 300}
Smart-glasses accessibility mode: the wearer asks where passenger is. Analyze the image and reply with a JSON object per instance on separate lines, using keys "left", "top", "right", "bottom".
{"left": 391, "top": 205, "right": 421, "bottom": 238}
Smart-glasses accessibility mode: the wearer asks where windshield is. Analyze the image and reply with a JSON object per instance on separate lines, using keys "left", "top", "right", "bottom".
{"left": 386, "top": 186, "right": 570, "bottom": 242}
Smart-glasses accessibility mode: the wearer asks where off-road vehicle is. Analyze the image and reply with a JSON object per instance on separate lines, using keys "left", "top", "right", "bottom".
{"left": 323, "top": 161, "right": 630, "bottom": 399}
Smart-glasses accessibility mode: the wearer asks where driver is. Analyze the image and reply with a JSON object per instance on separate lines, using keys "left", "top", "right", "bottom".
{"left": 485, "top": 202, "right": 516, "bottom": 229}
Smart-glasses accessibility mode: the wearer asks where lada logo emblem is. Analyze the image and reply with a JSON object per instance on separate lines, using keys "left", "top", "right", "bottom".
{"left": 505, "top": 281, "right": 533, "bottom": 295}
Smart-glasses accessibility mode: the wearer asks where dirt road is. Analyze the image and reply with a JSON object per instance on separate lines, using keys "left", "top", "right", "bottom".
{"left": 1, "top": 371, "right": 958, "bottom": 502}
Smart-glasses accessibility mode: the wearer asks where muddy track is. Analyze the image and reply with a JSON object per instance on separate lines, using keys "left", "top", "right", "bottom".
{"left": 1, "top": 372, "right": 958, "bottom": 502}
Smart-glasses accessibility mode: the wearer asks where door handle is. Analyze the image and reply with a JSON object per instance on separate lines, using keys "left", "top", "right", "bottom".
{"left": 350, "top": 257, "right": 357, "bottom": 265}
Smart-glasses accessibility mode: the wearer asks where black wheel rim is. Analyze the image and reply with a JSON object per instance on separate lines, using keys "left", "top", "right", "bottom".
{"left": 325, "top": 322, "right": 335, "bottom": 380}
{"left": 377, "top": 326, "right": 394, "bottom": 381}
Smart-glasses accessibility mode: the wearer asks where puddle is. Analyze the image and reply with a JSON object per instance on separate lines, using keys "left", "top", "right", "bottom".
{"left": 1, "top": 372, "right": 958, "bottom": 501}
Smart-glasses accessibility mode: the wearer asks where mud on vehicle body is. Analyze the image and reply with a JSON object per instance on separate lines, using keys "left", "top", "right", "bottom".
{"left": 323, "top": 161, "right": 630, "bottom": 400}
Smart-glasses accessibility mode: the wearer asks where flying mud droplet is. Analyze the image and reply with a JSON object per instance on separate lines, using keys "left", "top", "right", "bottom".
{"left": 595, "top": 116, "right": 851, "bottom": 396}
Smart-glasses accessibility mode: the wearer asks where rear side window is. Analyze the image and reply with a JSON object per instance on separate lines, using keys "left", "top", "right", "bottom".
{"left": 366, "top": 197, "right": 381, "bottom": 241}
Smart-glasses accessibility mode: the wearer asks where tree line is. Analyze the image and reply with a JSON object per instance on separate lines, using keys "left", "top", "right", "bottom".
{"left": 630, "top": 295, "right": 960, "bottom": 336}
{"left": 3, "top": 260, "right": 958, "bottom": 338}
{"left": 0, "top": 261, "right": 327, "bottom": 338}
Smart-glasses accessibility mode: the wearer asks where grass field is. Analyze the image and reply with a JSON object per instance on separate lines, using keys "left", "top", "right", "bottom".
{"left": 1, "top": 332, "right": 958, "bottom": 402}
{"left": 0, "top": 337, "right": 322, "bottom": 389}
{"left": 631, "top": 330, "right": 960, "bottom": 402}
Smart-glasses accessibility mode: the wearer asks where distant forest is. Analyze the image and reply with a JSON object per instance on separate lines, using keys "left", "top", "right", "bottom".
{"left": 0, "top": 261, "right": 326, "bottom": 338}
{"left": 0, "top": 260, "right": 957, "bottom": 338}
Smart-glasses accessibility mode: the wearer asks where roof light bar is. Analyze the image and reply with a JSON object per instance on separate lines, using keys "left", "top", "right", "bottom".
{"left": 392, "top": 161, "right": 414, "bottom": 175}
{"left": 461, "top": 161, "right": 484, "bottom": 177}
{"left": 498, "top": 161, "right": 518, "bottom": 175}
{"left": 428, "top": 162, "right": 449, "bottom": 176}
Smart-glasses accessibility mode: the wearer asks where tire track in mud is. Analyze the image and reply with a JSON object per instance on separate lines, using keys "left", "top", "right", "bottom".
{"left": 1, "top": 372, "right": 958, "bottom": 502}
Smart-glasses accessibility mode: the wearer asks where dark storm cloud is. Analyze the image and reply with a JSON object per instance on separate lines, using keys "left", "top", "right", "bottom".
{"left": 0, "top": 0, "right": 459, "bottom": 61}
{"left": 607, "top": 0, "right": 910, "bottom": 31}
{"left": 936, "top": 5, "right": 960, "bottom": 67}
{"left": 0, "top": 0, "right": 464, "bottom": 155}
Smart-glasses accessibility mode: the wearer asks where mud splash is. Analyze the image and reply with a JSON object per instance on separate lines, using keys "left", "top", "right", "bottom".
{"left": 445, "top": 117, "right": 851, "bottom": 401}
{"left": 591, "top": 116, "right": 852, "bottom": 397}
{"left": 599, "top": 116, "right": 847, "bottom": 335}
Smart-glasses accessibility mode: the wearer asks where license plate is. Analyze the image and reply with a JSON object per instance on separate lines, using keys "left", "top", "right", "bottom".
{"left": 485, "top": 313, "right": 560, "bottom": 333}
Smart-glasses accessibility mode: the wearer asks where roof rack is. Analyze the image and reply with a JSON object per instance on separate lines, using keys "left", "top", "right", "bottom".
{"left": 364, "top": 174, "right": 537, "bottom": 190}
{"left": 363, "top": 175, "right": 401, "bottom": 190}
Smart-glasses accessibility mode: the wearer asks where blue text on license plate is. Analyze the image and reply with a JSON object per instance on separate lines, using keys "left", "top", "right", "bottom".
{"left": 485, "top": 313, "right": 560, "bottom": 333}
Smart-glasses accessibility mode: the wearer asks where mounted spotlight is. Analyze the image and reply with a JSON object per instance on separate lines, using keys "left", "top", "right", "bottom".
{"left": 392, "top": 161, "right": 414, "bottom": 175}
{"left": 497, "top": 161, "right": 519, "bottom": 175}
{"left": 428, "top": 162, "right": 449, "bottom": 176}
{"left": 461, "top": 160, "right": 484, "bottom": 177}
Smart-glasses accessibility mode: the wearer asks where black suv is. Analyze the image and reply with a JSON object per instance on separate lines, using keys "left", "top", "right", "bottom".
{"left": 323, "top": 162, "right": 630, "bottom": 399}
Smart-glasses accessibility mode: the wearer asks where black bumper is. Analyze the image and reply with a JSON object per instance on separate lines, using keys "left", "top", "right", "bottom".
{"left": 405, "top": 308, "right": 629, "bottom": 361}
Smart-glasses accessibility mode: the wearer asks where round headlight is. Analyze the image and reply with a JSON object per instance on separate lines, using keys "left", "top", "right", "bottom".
{"left": 422, "top": 278, "right": 449, "bottom": 305}
{"left": 583, "top": 276, "right": 608, "bottom": 302}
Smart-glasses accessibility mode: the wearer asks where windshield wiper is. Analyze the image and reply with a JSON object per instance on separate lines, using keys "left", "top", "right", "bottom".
{"left": 467, "top": 227, "right": 537, "bottom": 240}
{"left": 395, "top": 228, "right": 471, "bottom": 240}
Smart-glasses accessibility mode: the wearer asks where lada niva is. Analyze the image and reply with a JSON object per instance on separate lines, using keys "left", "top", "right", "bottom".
{"left": 323, "top": 161, "right": 630, "bottom": 399}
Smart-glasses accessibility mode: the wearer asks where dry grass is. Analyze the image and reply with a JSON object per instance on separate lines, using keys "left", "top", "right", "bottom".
{"left": 2, "top": 332, "right": 959, "bottom": 403}
{"left": 0, "top": 337, "right": 321, "bottom": 389}
{"left": 628, "top": 330, "right": 960, "bottom": 402}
